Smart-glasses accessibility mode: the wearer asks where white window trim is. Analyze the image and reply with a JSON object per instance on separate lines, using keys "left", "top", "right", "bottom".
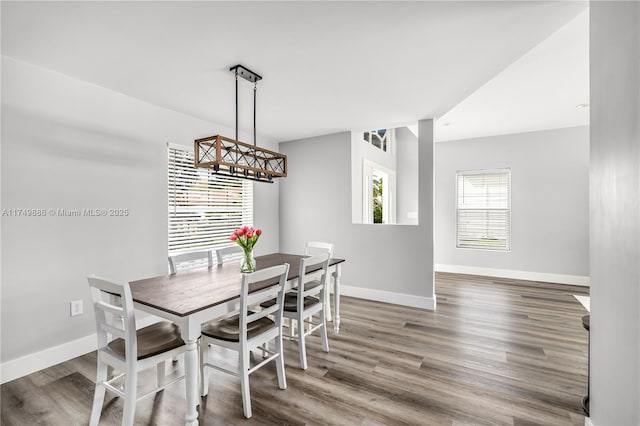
{"left": 363, "top": 158, "right": 396, "bottom": 224}
{"left": 455, "top": 168, "right": 511, "bottom": 251}
{"left": 363, "top": 129, "right": 394, "bottom": 155}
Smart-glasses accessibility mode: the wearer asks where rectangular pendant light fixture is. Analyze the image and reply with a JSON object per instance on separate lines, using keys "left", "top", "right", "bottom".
{"left": 194, "top": 64, "right": 287, "bottom": 183}
{"left": 194, "top": 134, "right": 287, "bottom": 182}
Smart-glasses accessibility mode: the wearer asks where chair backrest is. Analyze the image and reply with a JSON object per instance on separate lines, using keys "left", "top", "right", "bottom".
{"left": 216, "top": 245, "right": 244, "bottom": 264}
{"left": 88, "top": 276, "right": 137, "bottom": 361}
{"left": 240, "top": 263, "right": 290, "bottom": 336}
{"left": 297, "top": 253, "right": 330, "bottom": 306}
{"left": 304, "top": 241, "right": 334, "bottom": 259}
{"left": 168, "top": 250, "right": 214, "bottom": 274}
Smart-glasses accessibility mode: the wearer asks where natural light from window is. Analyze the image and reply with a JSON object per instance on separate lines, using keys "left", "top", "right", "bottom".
{"left": 456, "top": 169, "right": 511, "bottom": 250}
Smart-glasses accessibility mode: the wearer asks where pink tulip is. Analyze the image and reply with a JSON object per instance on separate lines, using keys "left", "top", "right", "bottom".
{"left": 242, "top": 226, "right": 249, "bottom": 233}
{"left": 230, "top": 234, "right": 237, "bottom": 241}
{"left": 256, "top": 229, "right": 262, "bottom": 236}
{"left": 236, "top": 228, "right": 245, "bottom": 236}
{"left": 247, "top": 232, "right": 254, "bottom": 239}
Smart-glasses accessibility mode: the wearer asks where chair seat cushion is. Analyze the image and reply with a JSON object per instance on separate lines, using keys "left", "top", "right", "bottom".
{"left": 260, "top": 293, "right": 320, "bottom": 312}
{"left": 201, "top": 313, "right": 275, "bottom": 342}
{"left": 108, "top": 321, "right": 185, "bottom": 360}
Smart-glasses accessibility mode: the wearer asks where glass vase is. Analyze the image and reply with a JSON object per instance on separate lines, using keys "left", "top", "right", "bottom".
{"left": 240, "top": 249, "right": 256, "bottom": 273}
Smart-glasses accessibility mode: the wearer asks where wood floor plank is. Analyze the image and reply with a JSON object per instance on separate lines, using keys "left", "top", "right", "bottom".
{"left": 1, "top": 272, "right": 588, "bottom": 425}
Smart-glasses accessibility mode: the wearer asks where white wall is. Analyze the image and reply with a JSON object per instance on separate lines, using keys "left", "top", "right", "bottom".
{"left": 395, "top": 127, "right": 419, "bottom": 225}
{"left": 0, "top": 56, "right": 279, "bottom": 380}
{"left": 351, "top": 131, "right": 397, "bottom": 223}
{"left": 351, "top": 127, "right": 419, "bottom": 225}
{"left": 435, "top": 126, "right": 590, "bottom": 285}
{"left": 589, "top": 2, "right": 640, "bottom": 424}
{"left": 279, "top": 120, "right": 435, "bottom": 309}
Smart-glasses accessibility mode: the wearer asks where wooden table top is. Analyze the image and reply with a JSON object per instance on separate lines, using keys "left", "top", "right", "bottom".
{"left": 129, "top": 253, "right": 345, "bottom": 317}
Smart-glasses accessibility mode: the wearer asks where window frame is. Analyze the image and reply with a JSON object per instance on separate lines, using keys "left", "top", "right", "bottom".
{"left": 455, "top": 168, "right": 511, "bottom": 251}
{"left": 362, "top": 158, "right": 396, "bottom": 224}
{"left": 167, "top": 143, "right": 253, "bottom": 256}
{"left": 363, "top": 129, "right": 394, "bottom": 154}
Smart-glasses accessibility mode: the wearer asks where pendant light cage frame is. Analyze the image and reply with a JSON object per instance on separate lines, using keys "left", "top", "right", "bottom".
{"left": 195, "top": 135, "right": 287, "bottom": 182}
{"left": 194, "top": 64, "right": 287, "bottom": 183}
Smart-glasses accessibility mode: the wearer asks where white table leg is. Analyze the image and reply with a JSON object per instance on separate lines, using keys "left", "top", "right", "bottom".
{"left": 332, "top": 264, "right": 341, "bottom": 332}
{"left": 325, "top": 281, "right": 333, "bottom": 323}
{"left": 183, "top": 338, "right": 199, "bottom": 426}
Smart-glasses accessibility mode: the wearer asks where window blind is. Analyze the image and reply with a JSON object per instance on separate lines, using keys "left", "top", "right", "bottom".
{"left": 168, "top": 145, "right": 253, "bottom": 255}
{"left": 456, "top": 169, "right": 510, "bottom": 250}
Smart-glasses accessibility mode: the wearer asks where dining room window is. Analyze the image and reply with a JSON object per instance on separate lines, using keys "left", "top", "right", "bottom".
{"left": 456, "top": 169, "right": 511, "bottom": 250}
{"left": 168, "top": 144, "right": 253, "bottom": 255}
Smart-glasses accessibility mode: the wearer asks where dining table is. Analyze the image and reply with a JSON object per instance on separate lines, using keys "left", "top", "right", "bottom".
{"left": 128, "top": 252, "right": 345, "bottom": 426}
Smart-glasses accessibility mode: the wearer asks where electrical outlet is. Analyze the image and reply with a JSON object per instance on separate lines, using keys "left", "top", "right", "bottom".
{"left": 70, "top": 300, "right": 83, "bottom": 317}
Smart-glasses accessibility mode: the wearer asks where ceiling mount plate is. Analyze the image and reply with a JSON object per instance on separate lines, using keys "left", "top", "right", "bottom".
{"left": 229, "top": 64, "right": 262, "bottom": 83}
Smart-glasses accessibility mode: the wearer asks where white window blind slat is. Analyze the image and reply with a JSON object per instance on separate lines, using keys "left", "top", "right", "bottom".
{"left": 456, "top": 169, "right": 511, "bottom": 250}
{"left": 168, "top": 146, "right": 253, "bottom": 255}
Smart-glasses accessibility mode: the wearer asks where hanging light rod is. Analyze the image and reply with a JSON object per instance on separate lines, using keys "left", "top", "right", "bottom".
{"left": 194, "top": 64, "right": 287, "bottom": 183}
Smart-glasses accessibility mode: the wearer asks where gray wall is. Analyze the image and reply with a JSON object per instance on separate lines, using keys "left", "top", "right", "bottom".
{"left": 0, "top": 56, "right": 280, "bottom": 364}
{"left": 435, "top": 126, "right": 590, "bottom": 279}
{"left": 279, "top": 120, "right": 434, "bottom": 306}
{"left": 589, "top": 2, "right": 640, "bottom": 424}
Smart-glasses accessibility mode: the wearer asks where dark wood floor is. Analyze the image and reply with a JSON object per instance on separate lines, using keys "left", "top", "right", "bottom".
{"left": 1, "top": 273, "right": 590, "bottom": 425}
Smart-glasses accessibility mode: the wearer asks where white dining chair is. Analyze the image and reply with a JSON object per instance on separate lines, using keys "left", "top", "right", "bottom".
{"left": 304, "top": 241, "right": 334, "bottom": 320}
{"left": 263, "top": 253, "right": 330, "bottom": 370}
{"left": 168, "top": 249, "right": 214, "bottom": 274}
{"left": 304, "top": 241, "right": 334, "bottom": 258}
{"left": 167, "top": 250, "right": 214, "bottom": 363}
{"left": 216, "top": 244, "right": 244, "bottom": 264}
{"left": 199, "top": 263, "right": 290, "bottom": 419}
{"left": 87, "top": 276, "right": 186, "bottom": 426}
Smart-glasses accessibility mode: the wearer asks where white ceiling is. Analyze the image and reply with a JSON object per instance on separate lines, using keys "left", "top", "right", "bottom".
{"left": 436, "top": 9, "right": 589, "bottom": 142}
{"left": 1, "top": 1, "right": 589, "bottom": 143}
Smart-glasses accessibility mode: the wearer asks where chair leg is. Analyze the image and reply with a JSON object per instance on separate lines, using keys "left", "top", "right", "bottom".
{"left": 200, "top": 340, "right": 209, "bottom": 397}
{"left": 89, "top": 361, "right": 108, "bottom": 426}
{"left": 297, "top": 315, "right": 308, "bottom": 370}
{"left": 156, "top": 360, "right": 165, "bottom": 387}
{"left": 122, "top": 367, "right": 137, "bottom": 426}
{"left": 325, "top": 282, "right": 332, "bottom": 322}
{"left": 275, "top": 332, "right": 287, "bottom": 390}
{"left": 320, "top": 308, "right": 330, "bottom": 353}
{"left": 240, "top": 348, "right": 252, "bottom": 418}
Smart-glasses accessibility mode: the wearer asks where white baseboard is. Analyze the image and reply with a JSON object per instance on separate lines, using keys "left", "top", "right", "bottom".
{"left": 340, "top": 285, "right": 436, "bottom": 310}
{"left": 0, "top": 315, "right": 162, "bottom": 384}
{"left": 435, "top": 264, "right": 590, "bottom": 287}
{"left": 1, "top": 333, "right": 96, "bottom": 384}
